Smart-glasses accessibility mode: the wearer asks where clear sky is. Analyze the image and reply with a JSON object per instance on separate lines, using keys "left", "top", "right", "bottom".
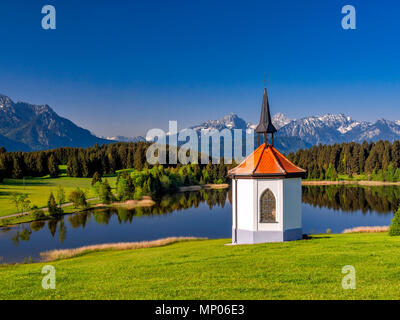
{"left": 0, "top": 0, "right": 399, "bottom": 137}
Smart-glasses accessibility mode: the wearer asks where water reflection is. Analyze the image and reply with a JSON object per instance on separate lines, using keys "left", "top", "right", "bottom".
{"left": 1, "top": 186, "right": 398, "bottom": 263}
{"left": 302, "top": 185, "right": 400, "bottom": 214}
{"left": 2, "top": 189, "right": 231, "bottom": 246}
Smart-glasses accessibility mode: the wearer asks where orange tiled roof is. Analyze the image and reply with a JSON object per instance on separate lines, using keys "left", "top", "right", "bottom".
{"left": 228, "top": 143, "right": 306, "bottom": 178}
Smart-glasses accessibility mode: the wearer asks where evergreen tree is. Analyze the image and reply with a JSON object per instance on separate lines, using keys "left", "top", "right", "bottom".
{"left": 389, "top": 207, "right": 400, "bottom": 236}
{"left": 91, "top": 172, "right": 102, "bottom": 186}
{"left": 47, "top": 192, "right": 58, "bottom": 216}
{"left": 12, "top": 156, "right": 23, "bottom": 179}
{"left": 48, "top": 154, "right": 59, "bottom": 177}
{"left": 36, "top": 152, "right": 47, "bottom": 176}
{"left": 134, "top": 145, "right": 144, "bottom": 171}
{"left": 392, "top": 141, "right": 400, "bottom": 168}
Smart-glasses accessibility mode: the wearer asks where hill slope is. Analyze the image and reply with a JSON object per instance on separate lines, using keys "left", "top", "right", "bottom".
{"left": 1, "top": 233, "right": 400, "bottom": 299}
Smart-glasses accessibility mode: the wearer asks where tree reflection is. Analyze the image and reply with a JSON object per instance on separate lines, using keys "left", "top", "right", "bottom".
{"left": 302, "top": 185, "right": 400, "bottom": 214}
{"left": 4, "top": 189, "right": 230, "bottom": 245}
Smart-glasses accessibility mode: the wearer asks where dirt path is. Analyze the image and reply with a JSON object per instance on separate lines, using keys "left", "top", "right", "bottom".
{"left": 0, "top": 197, "right": 98, "bottom": 221}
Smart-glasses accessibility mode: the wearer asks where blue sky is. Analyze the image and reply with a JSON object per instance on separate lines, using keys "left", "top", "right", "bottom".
{"left": 0, "top": 0, "right": 399, "bottom": 137}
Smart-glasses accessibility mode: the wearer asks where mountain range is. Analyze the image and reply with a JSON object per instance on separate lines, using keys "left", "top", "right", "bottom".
{"left": 0, "top": 94, "right": 109, "bottom": 151}
{"left": 2, "top": 93, "right": 400, "bottom": 153}
{"left": 273, "top": 113, "right": 400, "bottom": 146}
{"left": 174, "top": 113, "right": 400, "bottom": 153}
{"left": 186, "top": 113, "right": 400, "bottom": 151}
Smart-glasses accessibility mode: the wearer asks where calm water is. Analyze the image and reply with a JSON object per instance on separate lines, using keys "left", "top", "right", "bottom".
{"left": 0, "top": 186, "right": 398, "bottom": 263}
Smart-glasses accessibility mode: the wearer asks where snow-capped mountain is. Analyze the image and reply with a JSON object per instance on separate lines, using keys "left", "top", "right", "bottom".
{"left": 3, "top": 89, "right": 400, "bottom": 154}
{"left": 100, "top": 135, "right": 146, "bottom": 143}
{"left": 272, "top": 113, "right": 293, "bottom": 130}
{"left": 168, "top": 112, "right": 400, "bottom": 154}
{"left": 276, "top": 113, "right": 400, "bottom": 145}
{"left": 190, "top": 114, "right": 249, "bottom": 131}
{"left": 184, "top": 113, "right": 310, "bottom": 154}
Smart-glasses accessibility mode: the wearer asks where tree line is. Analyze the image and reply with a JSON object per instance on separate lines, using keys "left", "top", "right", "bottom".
{"left": 0, "top": 142, "right": 235, "bottom": 183}
{"left": 287, "top": 140, "right": 400, "bottom": 181}
{"left": 4, "top": 139, "right": 400, "bottom": 183}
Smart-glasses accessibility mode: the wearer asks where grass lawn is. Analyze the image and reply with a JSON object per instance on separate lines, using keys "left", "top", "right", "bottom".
{"left": 0, "top": 175, "right": 117, "bottom": 217}
{"left": 1, "top": 232, "right": 400, "bottom": 299}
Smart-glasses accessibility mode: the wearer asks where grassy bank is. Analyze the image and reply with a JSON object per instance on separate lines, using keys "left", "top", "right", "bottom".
{"left": 0, "top": 197, "right": 156, "bottom": 227}
{"left": 0, "top": 198, "right": 103, "bottom": 227}
{"left": 1, "top": 232, "right": 400, "bottom": 299}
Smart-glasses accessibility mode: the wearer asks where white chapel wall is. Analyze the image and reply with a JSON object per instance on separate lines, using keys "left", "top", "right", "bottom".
{"left": 282, "top": 178, "right": 302, "bottom": 230}
{"left": 236, "top": 179, "right": 254, "bottom": 230}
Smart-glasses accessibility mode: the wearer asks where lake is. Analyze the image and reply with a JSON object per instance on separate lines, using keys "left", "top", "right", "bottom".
{"left": 0, "top": 185, "right": 398, "bottom": 263}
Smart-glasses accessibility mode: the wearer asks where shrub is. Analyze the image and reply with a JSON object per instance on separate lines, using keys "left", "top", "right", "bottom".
{"left": 9, "top": 193, "right": 30, "bottom": 213}
{"left": 56, "top": 185, "right": 66, "bottom": 208}
{"left": 31, "top": 205, "right": 46, "bottom": 220}
{"left": 116, "top": 177, "right": 131, "bottom": 201}
{"left": 389, "top": 208, "right": 400, "bottom": 236}
{"left": 68, "top": 188, "right": 87, "bottom": 208}
{"left": 133, "top": 187, "right": 143, "bottom": 200}
{"left": 98, "top": 179, "right": 114, "bottom": 204}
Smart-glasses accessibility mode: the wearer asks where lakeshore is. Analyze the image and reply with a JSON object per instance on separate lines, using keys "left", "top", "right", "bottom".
{"left": 302, "top": 180, "right": 400, "bottom": 186}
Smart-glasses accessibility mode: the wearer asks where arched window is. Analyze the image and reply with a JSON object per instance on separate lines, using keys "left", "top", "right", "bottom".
{"left": 259, "top": 189, "right": 276, "bottom": 223}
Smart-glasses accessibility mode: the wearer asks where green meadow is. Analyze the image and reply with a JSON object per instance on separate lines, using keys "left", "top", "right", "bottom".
{"left": 1, "top": 232, "right": 400, "bottom": 300}
{"left": 0, "top": 172, "right": 117, "bottom": 217}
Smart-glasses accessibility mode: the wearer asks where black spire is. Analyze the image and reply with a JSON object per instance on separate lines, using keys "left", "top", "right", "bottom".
{"left": 255, "top": 79, "right": 277, "bottom": 146}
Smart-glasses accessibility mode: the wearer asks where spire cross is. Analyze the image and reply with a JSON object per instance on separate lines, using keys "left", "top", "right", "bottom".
{"left": 264, "top": 73, "right": 266, "bottom": 88}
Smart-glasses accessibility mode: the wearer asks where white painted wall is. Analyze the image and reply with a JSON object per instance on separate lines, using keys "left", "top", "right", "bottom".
{"left": 282, "top": 178, "right": 302, "bottom": 230}
{"left": 236, "top": 179, "right": 254, "bottom": 230}
{"left": 233, "top": 177, "right": 302, "bottom": 234}
{"left": 232, "top": 179, "right": 237, "bottom": 229}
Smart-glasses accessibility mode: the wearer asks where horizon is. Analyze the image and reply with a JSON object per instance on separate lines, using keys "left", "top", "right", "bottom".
{"left": 1, "top": 1, "right": 399, "bottom": 138}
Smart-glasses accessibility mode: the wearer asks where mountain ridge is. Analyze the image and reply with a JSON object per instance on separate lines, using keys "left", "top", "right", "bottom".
{"left": 0, "top": 94, "right": 110, "bottom": 151}
{"left": 99, "top": 112, "right": 400, "bottom": 154}
{"left": 2, "top": 92, "right": 400, "bottom": 154}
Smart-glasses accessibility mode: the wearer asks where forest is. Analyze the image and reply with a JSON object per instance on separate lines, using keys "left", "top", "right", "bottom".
{"left": 2, "top": 139, "right": 400, "bottom": 183}
{"left": 0, "top": 142, "right": 235, "bottom": 184}
{"left": 287, "top": 140, "right": 400, "bottom": 181}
